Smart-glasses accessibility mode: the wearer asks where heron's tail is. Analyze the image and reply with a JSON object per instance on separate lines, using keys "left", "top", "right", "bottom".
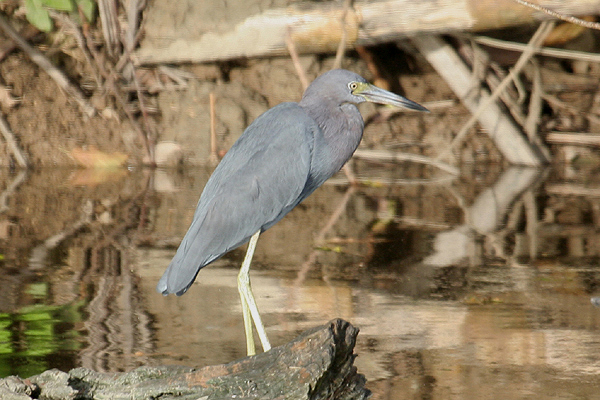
{"left": 156, "top": 250, "right": 200, "bottom": 296}
{"left": 156, "top": 271, "right": 193, "bottom": 296}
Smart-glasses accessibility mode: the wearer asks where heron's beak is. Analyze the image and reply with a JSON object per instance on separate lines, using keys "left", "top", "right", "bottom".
{"left": 354, "top": 82, "right": 429, "bottom": 112}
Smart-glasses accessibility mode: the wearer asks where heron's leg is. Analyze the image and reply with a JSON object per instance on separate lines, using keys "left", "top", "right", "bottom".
{"left": 238, "top": 230, "right": 271, "bottom": 355}
{"left": 239, "top": 281, "right": 255, "bottom": 356}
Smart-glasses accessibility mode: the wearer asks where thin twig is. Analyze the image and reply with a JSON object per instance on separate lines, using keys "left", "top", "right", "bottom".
{"left": 333, "top": 0, "right": 358, "bottom": 183}
{"left": 524, "top": 59, "right": 551, "bottom": 160}
{"left": 79, "top": 23, "right": 152, "bottom": 162}
{"left": 0, "top": 24, "right": 38, "bottom": 63}
{"left": 544, "top": 93, "right": 600, "bottom": 128}
{"left": 474, "top": 35, "right": 600, "bottom": 63}
{"left": 512, "top": 0, "right": 600, "bottom": 31}
{"left": 121, "top": 0, "right": 154, "bottom": 162}
{"left": 438, "top": 21, "right": 555, "bottom": 159}
{"left": 342, "top": 163, "right": 357, "bottom": 185}
{"left": 333, "top": 0, "right": 352, "bottom": 70}
{"left": 353, "top": 149, "right": 459, "bottom": 175}
{"left": 0, "top": 112, "right": 28, "bottom": 168}
{"left": 459, "top": 39, "right": 526, "bottom": 126}
{"left": 107, "top": 79, "right": 150, "bottom": 159}
{"left": 97, "top": 0, "right": 120, "bottom": 57}
{"left": 115, "top": 27, "right": 146, "bottom": 72}
{"left": 325, "top": 174, "right": 456, "bottom": 186}
{"left": 355, "top": 45, "right": 391, "bottom": 90}
{"left": 0, "top": 170, "right": 27, "bottom": 213}
{"left": 0, "top": 13, "right": 96, "bottom": 117}
{"left": 158, "top": 65, "right": 194, "bottom": 86}
{"left": 294, "top": 185, "right": 356, "bottom": 285}
{"left": 285, "top": 27, "right": 309, "bottom": 91}
{"left": 50, "top": 11, "right": 103, "bottom": 90}
{"left": 525, "top": 65, "right": 543, "bottom": 137}
{"left": 523, "top": 190, "right": 539, "bottom": 259}
{"left": 131, "top": 67, "right": 155, "bottom": 163}
{"left": 542, "top": 92, "right": 582, "bottom": 114}
{"left": 209, "top": 91, "right": 219, "bottom": 165}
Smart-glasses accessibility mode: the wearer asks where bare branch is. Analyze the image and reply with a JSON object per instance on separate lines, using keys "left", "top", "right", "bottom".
{"left": 512, "top": 0, "right": 600, "bottom": 30}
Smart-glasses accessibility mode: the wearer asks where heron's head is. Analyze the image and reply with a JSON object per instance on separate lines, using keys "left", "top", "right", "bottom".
{"left": 301, "top": 69, "right": 428, "bottom": 112}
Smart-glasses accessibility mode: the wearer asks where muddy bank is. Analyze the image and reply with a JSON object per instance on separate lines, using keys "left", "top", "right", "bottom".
{"left": 0, "top": 48, "right": 501, "bottom": 169}
{"left": 0, "top": 0, "right": 512, "bottom": 169}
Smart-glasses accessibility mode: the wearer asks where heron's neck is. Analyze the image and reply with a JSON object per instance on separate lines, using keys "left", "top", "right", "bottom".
{"left": 301, "top": 101, "right": 364, "bottom": 171}
{"left": 301, "top": 99, "right": 362, "bottom": 135}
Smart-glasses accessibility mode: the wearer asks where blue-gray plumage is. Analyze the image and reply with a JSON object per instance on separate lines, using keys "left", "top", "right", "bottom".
{"left": 157, "top": 69, "right": 427, "bottom": 354}
{"left": 157, "top": 69, "right": 426, "bottom": 295}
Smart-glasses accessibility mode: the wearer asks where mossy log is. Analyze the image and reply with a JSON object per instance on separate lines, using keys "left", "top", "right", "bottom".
{"left": 0, "top": 319, "right": 370, "bottom": 400}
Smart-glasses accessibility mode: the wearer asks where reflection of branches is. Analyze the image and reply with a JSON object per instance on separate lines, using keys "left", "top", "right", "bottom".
{"left": 294, "top": 185, "right": 356, "bottom": 286}
{"left": 77, "top": 173, "right": 155, "bottom": 372}
{"left": 479, "top": 167, "right": 547, "bottom": 261}
{"left": 0, "top": 113, "right": 28, "bottom": 168}
{"left": 484, "top": 198, "right": 523, "bottom": 260}
{"left": 0, "top": 170, "right": 27, "bottom": 214}
{"left": 353, "top": 149, "right": 459, "bottom": 175}
{"left": 28, "top": 201, "right": 94, "bottom": 270}
{"left": 326, "top": 172, "right": 456, "bottom": 187}
{"left": 80, "top": 242, "right": 153, "bottom": 373}
{"left": 78, "top": 172, "right": 152, "bottom": 279}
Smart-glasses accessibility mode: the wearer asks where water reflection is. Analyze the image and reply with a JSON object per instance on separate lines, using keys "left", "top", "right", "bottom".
{"left": 1, "top": 162, "right": 600, "bottom": 399}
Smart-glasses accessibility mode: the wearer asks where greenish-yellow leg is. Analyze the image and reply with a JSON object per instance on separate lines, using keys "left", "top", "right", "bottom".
{"left": 238, "top": 230, "right": 271, "bottom": 356}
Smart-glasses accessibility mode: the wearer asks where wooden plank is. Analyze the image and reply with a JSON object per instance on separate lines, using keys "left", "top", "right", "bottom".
{"left": 134, "top": 0, "right": 600, "bottom": 65}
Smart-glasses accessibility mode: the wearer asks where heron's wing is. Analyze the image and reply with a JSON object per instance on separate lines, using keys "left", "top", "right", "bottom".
{"left": 158, "top": 103, "right": 317, "bottom": 295}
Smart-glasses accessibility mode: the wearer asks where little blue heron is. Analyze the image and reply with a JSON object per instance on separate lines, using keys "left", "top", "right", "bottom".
{"left": 157, "top": 69, "right": 428, "bottom": 355}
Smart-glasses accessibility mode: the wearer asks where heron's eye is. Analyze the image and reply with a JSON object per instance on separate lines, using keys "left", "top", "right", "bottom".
{"left": 348, "top": 82, "right": 358, "bottom": 91}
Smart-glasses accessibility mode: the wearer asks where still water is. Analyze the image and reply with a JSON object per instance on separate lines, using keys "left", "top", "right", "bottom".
{"left": 1, "top": 161, "right": 600, "bottom": 399}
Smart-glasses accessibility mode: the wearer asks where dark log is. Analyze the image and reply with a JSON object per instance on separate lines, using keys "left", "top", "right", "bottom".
{"left": 0, "top": 319, "right": 370, "bottom": 400}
